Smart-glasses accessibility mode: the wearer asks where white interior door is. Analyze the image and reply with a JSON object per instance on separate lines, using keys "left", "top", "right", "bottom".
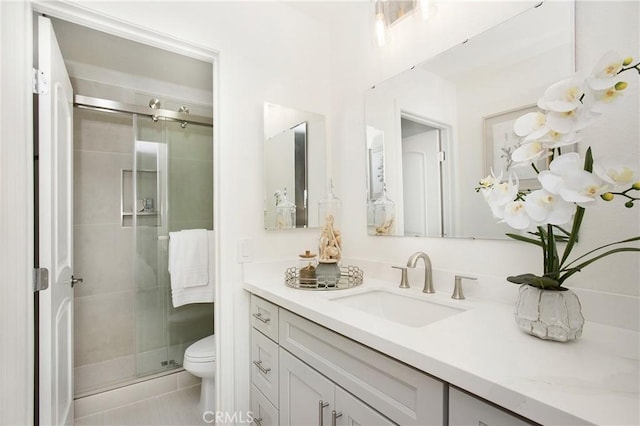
{"left": 38, "top": 15, "right": 75, "bottom": 426}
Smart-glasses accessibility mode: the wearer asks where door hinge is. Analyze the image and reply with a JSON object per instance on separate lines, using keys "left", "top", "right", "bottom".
{"left": 33, "top": 268, "right": 49, "bottom": 292}
{"left": 438, "top": 151, "right": 446, "bottom": 162}
{"left": 32, "top": 68, "right": 49, "bottom": 95}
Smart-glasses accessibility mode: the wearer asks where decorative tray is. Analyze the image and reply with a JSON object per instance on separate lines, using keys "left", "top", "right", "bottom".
{"left": 285, "top": 265, "right": 363, "bottom": 290}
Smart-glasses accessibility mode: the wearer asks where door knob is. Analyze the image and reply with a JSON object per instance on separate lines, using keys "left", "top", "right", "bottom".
{"left": 71, "top": 276, "right": 84, "bottom": 287}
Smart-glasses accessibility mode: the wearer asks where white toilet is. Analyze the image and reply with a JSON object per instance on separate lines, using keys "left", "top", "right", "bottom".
{"left": 183, "top": 334, "right": 216, "bottom": 415}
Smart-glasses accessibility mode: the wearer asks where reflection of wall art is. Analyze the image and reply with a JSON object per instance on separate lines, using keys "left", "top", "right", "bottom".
{"left": 483, "top": 104, "right": 545, "bottom": 190}
{"left": 368, "top": 146, "right": 384, "bottom": 200}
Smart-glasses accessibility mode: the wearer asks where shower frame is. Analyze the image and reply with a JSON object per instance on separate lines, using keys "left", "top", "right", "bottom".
{"left": 74, "top": 94, "right": 214, "bottom": 127}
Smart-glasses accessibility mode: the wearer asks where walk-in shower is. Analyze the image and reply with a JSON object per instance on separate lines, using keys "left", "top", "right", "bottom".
{"left": 72, "top": 81, "right": 214, "bottom": 396}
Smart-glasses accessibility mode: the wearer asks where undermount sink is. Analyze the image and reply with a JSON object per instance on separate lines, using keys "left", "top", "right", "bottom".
{"left": 329, "top": 289, "right": 465, "bottom": 327}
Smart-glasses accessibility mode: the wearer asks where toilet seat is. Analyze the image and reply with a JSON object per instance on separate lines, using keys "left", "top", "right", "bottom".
{"left": 184, "top": 334, "right": 216, "bottom": 363}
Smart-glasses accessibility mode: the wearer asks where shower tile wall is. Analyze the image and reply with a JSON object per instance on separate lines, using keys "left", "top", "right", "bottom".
{"left": 73, "top": 104, "right": 136, "bottom": 394}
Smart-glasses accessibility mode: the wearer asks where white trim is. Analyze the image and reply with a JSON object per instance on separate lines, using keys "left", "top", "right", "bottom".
{"left": 27, "top": 1, "right": 234, "bottom": 422}
{"left": 31, "top": 1, "right": 217, "bottom": 62}
{"left": 0, "top": 2, "right": 35, "bottom": 425}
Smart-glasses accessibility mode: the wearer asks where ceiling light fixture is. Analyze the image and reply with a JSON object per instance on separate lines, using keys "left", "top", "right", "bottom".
{"left": 373, "top": 0, "right": 434, "bottom": 47}
{"left": 374, "top": 0, "right": 390, "bottom": 47}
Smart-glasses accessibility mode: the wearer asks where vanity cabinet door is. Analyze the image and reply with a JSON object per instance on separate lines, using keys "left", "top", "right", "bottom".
{"left": 279, "top": 348, "right": 334, "bottom": 426}
{"left": 334, "top": 386, "right": 398, "bottom": 426}
{"left": 449, "top": 388, "right": 534, "bottom": 426}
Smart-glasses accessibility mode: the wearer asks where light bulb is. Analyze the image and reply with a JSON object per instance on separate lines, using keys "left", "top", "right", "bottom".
{"left": 417, "top": 0, "right": 431, "bottom": 21}
{"left": 374, "top": 13, "right": 388, "bottom": 47}
{"left": 373, "top": 0, "right": 389, "bottom": 47}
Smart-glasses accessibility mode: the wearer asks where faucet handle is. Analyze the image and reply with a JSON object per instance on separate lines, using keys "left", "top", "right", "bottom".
{"left": 392, "top": 266, "right": 410, "bottom": 289}
{"left": 452, "top": 275, "right": 477, "bottom": 300}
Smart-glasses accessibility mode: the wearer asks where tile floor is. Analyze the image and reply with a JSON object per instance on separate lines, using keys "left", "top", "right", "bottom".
{"left": 74, "top": 385, "right": 208, "bottom": 425}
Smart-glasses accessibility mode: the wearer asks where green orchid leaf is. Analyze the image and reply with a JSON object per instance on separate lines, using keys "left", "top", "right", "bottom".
{"left": 506, "top": 233, "right": 543, "bottom": 247}
{"left": 562, "top": 236, "right": 640, "bottom": 270}
{"left": 507, "top": 273, "right": 564, "bottom": 290}
{"left": 560, "top": 206, "right": 585, "bottom": 267}
{"left": 559, "top": 247, "right": 640, "bottom": 283}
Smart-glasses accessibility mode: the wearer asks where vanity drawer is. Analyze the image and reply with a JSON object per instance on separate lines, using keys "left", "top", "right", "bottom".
{"left": 251, "top": 384, "right": 279, "bottom": 426}
{"left": 449, "top": 387, "right": 534, "bottom": 426}
{"left": 251, "top": 294, "right": 279, "bottom": 342}
{"left": 278, "top": 308, "right": 444, "bottom": 426}
{"left": 251, "top": 328, "right": 279, "bottom": 407}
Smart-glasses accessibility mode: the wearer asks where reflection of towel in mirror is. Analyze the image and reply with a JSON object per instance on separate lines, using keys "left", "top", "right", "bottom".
{"left": 168, "top": 229, "right": 214, "bottom": 307}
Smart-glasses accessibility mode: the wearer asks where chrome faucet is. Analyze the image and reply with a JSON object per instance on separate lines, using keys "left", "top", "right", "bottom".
{"left": 407, "top": 252, "right": 434, "bottom": 293}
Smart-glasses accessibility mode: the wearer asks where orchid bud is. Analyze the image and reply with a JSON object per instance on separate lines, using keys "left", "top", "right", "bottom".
{"left": 632, "top": 182, "right": 640, "bottom": 190}
{"left": 623, "top": 56, "right": 634, "bottom": 66}
{"left": 625, "top": 201, "right": 634, "bottom": 208}
{"left": 615, "top": 81, "right": 628, "bottom": 91}
{"left": 601, "top": 192, "right": 614, "bottom": 201}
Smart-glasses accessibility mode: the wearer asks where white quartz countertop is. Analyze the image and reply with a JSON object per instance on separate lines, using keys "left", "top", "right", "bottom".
{"left": 243, "top": 274, "right": 639, "bottom": 426}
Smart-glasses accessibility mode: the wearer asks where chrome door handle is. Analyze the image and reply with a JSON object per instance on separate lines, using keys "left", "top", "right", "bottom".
{"left": 331, "top": 410, "right": 342, "bottom": 426}
{"left": 318, "top": 400, "right": 329, "bottom": 426}
{"left": 71, "top": 275, "right": 84, "bottom": 287}
{"left": 252, "top": 360, "right": 271, "bottom": 375}
{"left": 252, "top": 312, "right": 271, "bottom": 324}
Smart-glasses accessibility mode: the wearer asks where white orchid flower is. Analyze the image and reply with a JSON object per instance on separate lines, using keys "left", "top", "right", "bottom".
{"left": 514, "top": 111, "right": 549, "bottom": 139}
{"left": 545, "top": 104, "right": 597, "bottom": 135}
{"left": 485, "top": 173, "right": 519, "bottom": 219}
{"left": 538, "top": 130, "right": 582, "bottom": 149}
{"left": 537, "top": 72, "right": 586, "bottom": 113}
{"left": 558, "top": 170, "right": 609, "bottom": 205}
{"left": 502, "top": 200, "right": 531, "bottom": 229}
{"left": 539, "top": 153, "right": 608, "bottom": 206}
{"left": 511, "top": 141, "right": 550, "bottom": 164}
{"left": 525, "top": 189, "right": 574, "bottom": 225}
{"left": 587, "top": 51, "right": 624, "bottom": 90}
{"left": 585, "top": 86, "right": 626, "bottom": 114}
{"left": 593, "top": 156, "right": 638, "bottom": 187}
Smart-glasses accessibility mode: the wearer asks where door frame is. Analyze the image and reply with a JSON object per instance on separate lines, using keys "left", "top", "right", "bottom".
{"left": 0, "top": 2, "right": 35, "bottom": 424}
{"left": 0, "top": 2, "right": 225, "bottom": 423}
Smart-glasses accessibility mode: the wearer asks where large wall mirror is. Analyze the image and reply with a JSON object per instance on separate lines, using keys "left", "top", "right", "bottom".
{"left": 365, "top": 1, "right": 575, "bottom": 239}
{"left": 264, "top": 102, "right": 327, "bottom": 230}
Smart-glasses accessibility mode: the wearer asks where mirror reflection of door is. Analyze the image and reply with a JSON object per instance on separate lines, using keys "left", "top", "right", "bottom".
{"left": 293, "top": 122, "right": 308, "bottom": 227}
{"left": 400, "top": 115, "right": 446, "bottom": 237}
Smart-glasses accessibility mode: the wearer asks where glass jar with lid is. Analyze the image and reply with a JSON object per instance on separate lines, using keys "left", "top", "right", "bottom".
{"left": 298, "top": 250, "right": 317, "bottom": 284}
{"left": 373, "top": 184, "right": 395, "bottom": 235}
{"left": 318, "top": 181, "right": 342, "bottom": 263}
{"left": 275, "top": 188, "right": 295, "bottom": 229}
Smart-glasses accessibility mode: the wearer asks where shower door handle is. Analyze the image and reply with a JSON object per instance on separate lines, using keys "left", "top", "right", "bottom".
{"left": 71, "top": 275, "right": 84, "bottom": 287}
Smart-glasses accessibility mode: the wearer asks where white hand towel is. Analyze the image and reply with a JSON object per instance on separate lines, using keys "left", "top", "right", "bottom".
{"left": 169, "top": 229, "right": 209, "bottom": 288}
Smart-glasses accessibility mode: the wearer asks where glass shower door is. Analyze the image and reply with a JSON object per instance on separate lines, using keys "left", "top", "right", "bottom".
{"left": 133, "top": 114, "right": 213, "bottom": 378}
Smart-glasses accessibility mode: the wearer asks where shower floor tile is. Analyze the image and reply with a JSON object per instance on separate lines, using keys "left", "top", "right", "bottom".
{"left": 74, "top": 385, "right": 207, "bottom": 425}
